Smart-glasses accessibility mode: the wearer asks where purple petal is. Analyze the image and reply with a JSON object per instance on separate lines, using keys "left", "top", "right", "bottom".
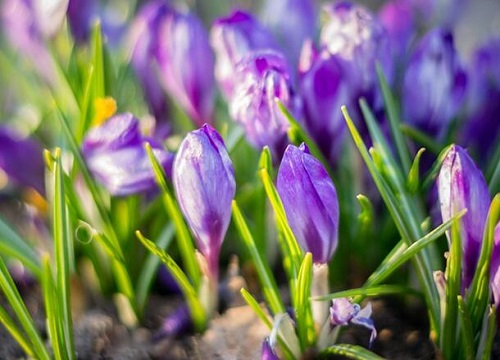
{"left": 154, "top": 304, "right": 192, "bottom": 341}
{"left": 277, "top": 144, "right": 339, "bottom": 264}
{"left": 351, "top": 302, "right": 377, "bottom": 346}
{"left": 261, "top": 337, "right": 280, "bottom": 360}
{"left": 173, "top": 124, "right": 235, "bottom": 276}
{"left": 330, "top": 298, "right": 359, "bottom": 326}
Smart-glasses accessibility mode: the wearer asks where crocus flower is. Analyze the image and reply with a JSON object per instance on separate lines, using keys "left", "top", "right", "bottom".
{"left": 330, "top": 298, "right": 377, "bottom": 345}
{"left": 129, "top": 1, "right": 173, "bottom": 136}
{"left": 461, "top": 38, "right": 500, "bottom": 161}
{"left": 82, "top": 112, "right": 173, "bottom": 196}
{"left": 210, "top": 10, "right": 279, "bottom": 99}
{"left": 230, "top": 51, "right": 297, "bottom": 160}
{"left": 173, "top": 124, "right": 235, "bottom": 277}
{"left": 277, "top": 143, "right": 339, "bottom": 264}
{"left": 261, "top": 337, "right": 280, "bottom": 360}
{"left": 0, "top": 127, "right": 45, "bottom": 195}
{"left": 438, "top": 145, "right": 490, "bottom": 289}
{"left": 319, "top": 1, "right": 393, "bottom": 111}
{"left": 156, "top": 11, "right": 215, "bottom": 127}
{"left": 154, "top": 304, "right": 193, "bottom": 340}
{"left": 402, "top": 28, "right": 467, "bottom": 139}
{"left": 299, "top": 44, "right": 350, "bottom": 165}
{"left": 260, "top": 0, "right": 316, "bottom": 66}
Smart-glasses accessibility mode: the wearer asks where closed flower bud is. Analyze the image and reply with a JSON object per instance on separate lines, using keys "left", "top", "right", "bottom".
{"left": 230, "top": 51, "right": 297, "bottom": 159}
{"left": 299, "top": 47, "right": 350, "bottom": 164}
{"left": 156, "top": 11, "right": 215, "bottom": 127}
{"left": 402, "top": 28, "right": 466, "bottom": 139}
{"left": 210, "top": 10, "right": 278, "bottom": 99}
{"left": 173, "top": 124, "right": 235, "bottom": 276}
{"left": 0, "top": 127, "right": 45, "bottom": 195}
{"left": 277, "top": 143, "right": 339, "bottom": 264}
{"left": 82, "top": 113, "right": 173, "bottom": 196}
{"left": 438, "top": 145, "right": 490, "bottom": 289}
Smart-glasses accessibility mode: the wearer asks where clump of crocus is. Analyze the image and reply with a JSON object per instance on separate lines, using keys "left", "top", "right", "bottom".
{"left": 402, "top": 28, "right": 467, "bottom": 139}
{"left": 173, "top": 124, "right": 235, "bottom": 314}
{"left": 210, "top": 10, "right": 278, "bottom": 100}
{"left": 155, "top": 11, "right": 215, "bottom": 127}
{"left": 230, "top": 50, "right": 298, "bottom": 160}
{"left": 437, "top": 145, "right": 490, "bottom": 290}
{"left": 82, "top": 112, "right": 173, "bottom": 196}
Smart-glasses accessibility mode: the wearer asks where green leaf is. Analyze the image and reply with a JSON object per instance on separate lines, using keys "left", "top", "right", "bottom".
{"left": 407, "top": 148, "right": 426, "bottom": 194}
{"left": 258, "top": 146, "right": 273, "bottom": 176}
{"left": 295, "top": 253, "right": 315, "bottom": 350}
{"left": 0, "top": 217, "right": 40, "bottom": 278}
{"left": 400, "top": 124, "right": 443, "bottom": 155}
{"left": 0, "top": 256, "right": 50, "bottom": 360}
{"left": 319, "top": 344, "right": 385, "bottom": 359}
{"left": 313, "top": 284, "right": 418, "bottom": 302}
{"left": 232, "top": 201, "right": 285, "bottom": 315}
{"left": 356, "top": 194, "right": 374, "bottom": 232}
{"left": 0, "top": 306, "right": 33, "bottom": 357}
{"left": 144, "top": 142, "right": 200, "bottom": 288}
{"left": 478, "top": 305, "right": 497, "bottom": 360}
{"left": 135, "top": 231, "right": 206, "bottom": 332}
{"left": 91, "top": 22, "right": 105, "bottom": 99}
{"left": 51, "top": 149, "right": 76, "bottom": 359}
{"left": 457, "top": 296, "right": 475, "bottom": 360}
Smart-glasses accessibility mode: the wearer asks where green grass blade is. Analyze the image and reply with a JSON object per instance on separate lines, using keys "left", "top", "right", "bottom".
{"left": 319, "top": 344, "right": 385, "bottom": 359}
{"left": 376, "top": 63, "right": 412, "bottom": 174}
{"left": 295, "top": 252, "right": 315, "bottom": 350}
{"left": 407, "top": 148, "right": 426, "bottom": 194}
{"left": 91, "top": 22, "right": 105, "bottom": 99}
{"left": 0, "top": 256, "right": 50, "bottom": 360}
{"left": 136, "top": 223, "right": 175, "bottom": 312}
{"left": 0, "top": 217, "right": 41, "bottom": 278}
{"left": 457, "top": 296, "right": 475, "bottom": 360}
{"left": 144, "top": 142, "right": 200, "bottom": 288}
{"left": 478, "top": 306, "right": 496, "bottom": 360}
{"left": 0, "top": 306, "right": 33, "bottom": 357}
{"left": 400, "top": 124, "right": 443, "bottom": 155}
{"left": 52, "top": 148, "right": 76, "bottom": 359}
{"left": 135, "top": 230, "right": 206, "bottom": 332}
{"left": 313, "top": 284, "right": 418, "bottom": 302}
{"left": 232, "top": 201, "right": 285, "bottom": 315}
{"left": 41, "top": 255, "right": 64, "bottom": 360}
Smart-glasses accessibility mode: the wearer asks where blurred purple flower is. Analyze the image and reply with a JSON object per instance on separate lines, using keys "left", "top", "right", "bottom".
{"left": 154, "top": 304, "right": 193, "bottom": 340}
{"left": 402, "top": 28, "right": 467, "bottom": 139}
{"left": 438, "top": 145, "right": 490, "bottom": 289}
{"left": 461, "top": 38, "right": 500, "bottom": 161}
{"left": 173, "top": 124, "right": 235, "bottom": 277}
{"left": 0, "top": 127, "right": 45, "bottom": 195}
{"left": 299, "top": 44, "right": 350, "bottom": 165}
{"left": 156, "top": 11, "right": 215, "bottom": 127}
{"left": 319, "top": 1, "right": 393, "bottom": 111}
{"left": 261, "top": 337, "right": 280, "bottom": 360}
{"left": 210, "top": 10, "right": 278, "bottom": 99}
{"left": 82, "top": 112, "right": 173, "bottom": 196}
{"left": 230, "top": 50, "right": 297, "bottom": 159}
{"left": 491, "top": 223, "right": 500, "bottom": 311}
{"left": 330, "top": 298, "right": 377, "bottom": 345}
{"left": 277, "top": 143, "right": 339, "bottom": 264}
{"left": 129, "top": 1, "right": 173, "bottom": 136}
{"left": 261, "top": 0, "right": 317, "bottom": 66}
{"left": 409, "top": 0, "right": 465, "bottom": 28}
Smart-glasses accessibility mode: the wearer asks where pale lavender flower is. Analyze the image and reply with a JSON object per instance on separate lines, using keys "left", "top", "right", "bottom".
{"left": 173, "top": 124, "right": 235, "bottom": 277}
{"left": 330, "top": 298, "right": 377, "bottom": 345}
{"left": 438, "top": 145, "right": 490, "bottom": 289}
{"left": 210, "top": 10, "right": 278, "bottom": 99}
{"left": 156, "top": 11, "right": 215, "bottom": 127}
{"left": 230, "top": 50, "right": 297, "bottom": 159}
{"left": 82, "top": 113, "right": 173, "bottom": 196}
{"left": 402, "top": 28, "right": 467, "bottom": 139}
{"left": 277, "top": 143, "right": 339, "bottom": 264}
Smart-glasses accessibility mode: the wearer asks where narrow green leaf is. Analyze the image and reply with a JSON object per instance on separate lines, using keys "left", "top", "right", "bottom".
{"left": 258, "top": 146, "right": 273, "bottom": 175}
{"left": 144, "top": 142, "right": 200, "bottom": 288}
{"left": 232, "top": 201, "right": 285, "bottom": 315}
{"left": 457, "top": 296, "right": 475, "bottom": 360}
{"left": 319, "top": 344, "right": 385, "bottom": 359}
{"left": 0, "top": 306, "right": 33, "bottom": 357}
{"left": 407, "top": 148, "right": 426, "bottom": 194}
{"left": 295, "top": 253, "right": 315, "bottom": 350}
{"left": 313, "top": 285, "right": 418, "bottom": 302}
{"left": 52, "top": 148, "right": 76, "bottom": 359}
{"left": 400, "top": 124, "right": 443, "bottom": 155}
{"left": 421, "top": 144, "right": 453, "bottom": 191}
{"left": 76, "top": 65, "right": 95, "bottom": 143}
{"left": 478, "top": 306, "right": 496, "bottom": 360}
{"left": 91, "top": 22, "right": 105, "bottom": 99}
{"left": 135, "top": 231, "right": 206, "bottom": 332}
{"left": 0, "top": 256, "right": 50, "bottom": 360}
{"left": 0, "top": 217, "right": 40, "bottom": 278}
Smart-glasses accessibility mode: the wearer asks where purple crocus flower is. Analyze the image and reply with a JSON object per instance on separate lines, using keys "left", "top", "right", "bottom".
{"left": 155, "top": 11, "right": 215, "bottom": 127}
{"left": 260, "top": 0, "right": 317, "bottom": 67}
{"left": 438, "top": 145, "right": 490, "bottom": 290}
{"left": 154, "top": 304, "right": 193, "bottom": 340}
{"left": 299, "top": 45, "right": 350, "bottom": 165}
{"left": 461, "top": 38, "right": 500, "bottom": 162}
{"left": 173, "top": 124, "right": 235, "bottom": 277}
{"left": 129, "top": 1, "right": 173, "bottom": 136}
{"left": 261, "top": 337, "right": 280, "bottom": 360}
{"left": 230, "top": 50, "right": 297, "bottom": 160}
{"left": 319, "top": 1, "right": 393, "bottom": 111}
{"left": 402, "top": 28, "right": 467, "bottom": 139}
{"left": 330, "top": 298, "right": 377, "bottom": 345}
{"left": 0, "top": 127, "right": 45, "bottom": 195}
{"left": 277, "top": 143, "right": 339, "bottom": 264}
{"left": 210, "top": 10, "right": 279, "bottom": 100}
{"left": 82, "top": 113, "right": 174, "bottom": 196}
